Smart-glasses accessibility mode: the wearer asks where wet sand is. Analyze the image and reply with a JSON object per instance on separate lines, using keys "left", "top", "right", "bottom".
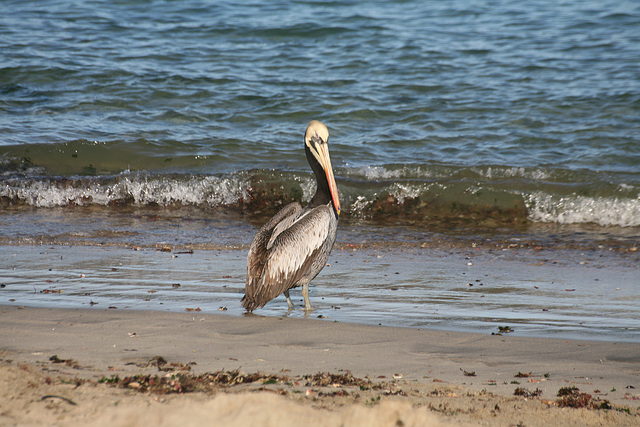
{"left": 2, "top": 241, "right": 639, "bottom": 342}
{"left": 1, "top": 305, "right": 639, "bottom": 426}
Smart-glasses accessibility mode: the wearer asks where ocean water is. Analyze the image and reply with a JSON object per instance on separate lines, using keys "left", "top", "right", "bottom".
{"left": 1, "top": 0, "right": 639, "bottom": 340}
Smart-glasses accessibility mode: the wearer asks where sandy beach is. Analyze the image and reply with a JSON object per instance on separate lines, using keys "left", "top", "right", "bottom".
{"left": 3, "top": 0, "right": 640, "bottom": 425}
{"left": 1, "top": 305, "right": 639, "bottom": 426}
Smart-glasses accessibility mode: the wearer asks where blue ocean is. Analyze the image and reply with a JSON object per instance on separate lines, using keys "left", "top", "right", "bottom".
{"left": 1, "top": 0, "right": 638, "bottom": 341}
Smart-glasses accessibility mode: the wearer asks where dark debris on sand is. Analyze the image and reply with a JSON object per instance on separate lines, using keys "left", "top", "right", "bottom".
{"left": 39, "top": 356, "right": 633, "bottom": 415}
{"left": 92, "top": 357, "right": 409, "bottom": 402}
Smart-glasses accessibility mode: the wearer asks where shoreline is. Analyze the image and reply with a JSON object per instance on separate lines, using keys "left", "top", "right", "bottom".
{"left": 1, "top": 305, "right": 639, "bottom": 426}
{"left": 2, "top": 242, "right": 638, "bottom": 343}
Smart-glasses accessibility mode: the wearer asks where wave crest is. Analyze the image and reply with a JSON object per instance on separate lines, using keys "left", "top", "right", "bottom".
{"left": 1, "top": 173, "right": 251, "bottom": 208}
{"left": 2, "top": 165, "right": 640, "bottom": 229}
{"left": 524, "top": 192, "right": 640, "bottom": 227}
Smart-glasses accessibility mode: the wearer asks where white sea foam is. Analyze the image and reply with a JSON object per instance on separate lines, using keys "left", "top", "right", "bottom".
{"left": 293, "top": 175, "right": 316, "bottom": 203}
{"left": 1, "top": 174, "right": 251, "bottom": 208}
{"left": 119, "top": 175, "right": 249, "bottom": 206}
{"left": 350, "top": 164, "right": 558, "bottom": 182}
{"left": 475, "top": 166, "right": 553, "bottom": 181}
{"left": 350, "top": 165, "right": 439, "bottom": 180}
{"left": 349, "top": 195, "right": 373, "bottom": 215}
{"left": 387, "top": 182, "right": 425, "bottom": 203}
{"left": 352, "top": 165, "right": 406, "bottom": 180}
{"left": 524, "top": 192, "right": 640, "bottom": 227}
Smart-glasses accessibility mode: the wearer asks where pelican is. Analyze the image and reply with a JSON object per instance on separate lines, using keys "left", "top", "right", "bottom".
{"left": 242, "top": 120, "right": 340, "bottom": 312}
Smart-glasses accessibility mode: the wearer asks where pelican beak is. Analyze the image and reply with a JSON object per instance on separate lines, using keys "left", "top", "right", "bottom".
{"left": 308, "top": 132, "right": 341, "bottom": 216}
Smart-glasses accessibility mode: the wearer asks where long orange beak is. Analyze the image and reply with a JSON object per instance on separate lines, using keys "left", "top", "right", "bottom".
{"left": 316, "top": 142, "right": 341, "bottom": 215}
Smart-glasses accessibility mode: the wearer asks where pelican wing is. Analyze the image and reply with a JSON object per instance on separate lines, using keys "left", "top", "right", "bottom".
{"left": 246, "top": 202, "right": 302, "bottom": 287}
{"left": 243, "top": 204, "right": 333, "bottom": 310}
{"left": 244, "top": 202, "right": 302, "bottom": 311}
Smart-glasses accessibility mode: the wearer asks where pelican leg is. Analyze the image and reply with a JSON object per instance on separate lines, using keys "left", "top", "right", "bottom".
{"left": 284, "top": 290, "right": 295, "bottom": 310}
{"left": 302, "top": 283, "right": 312, "bottom": 311}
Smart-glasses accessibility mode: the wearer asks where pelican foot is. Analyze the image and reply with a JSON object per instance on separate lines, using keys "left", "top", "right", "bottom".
{"left": 302, "top": 283, "right": 314, "bottom": 312}
{"left": 302, "top": 307, "right": 317, "bottom": 319}
{"left": 284, "top": 290, "right": 295, "bottom": 310}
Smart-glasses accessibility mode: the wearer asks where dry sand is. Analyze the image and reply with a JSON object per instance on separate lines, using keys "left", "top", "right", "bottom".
{"left": 1, "top": 305, "right": 639, "bottom": 426}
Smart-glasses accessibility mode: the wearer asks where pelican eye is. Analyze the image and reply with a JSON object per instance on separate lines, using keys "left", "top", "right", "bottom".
{"left": 311, "top": 135, "right": 325, "bottom": 145}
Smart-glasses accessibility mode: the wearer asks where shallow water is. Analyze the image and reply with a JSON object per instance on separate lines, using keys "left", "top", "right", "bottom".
{"left": 1, "top": 243, "right": 638, "bottom": 342}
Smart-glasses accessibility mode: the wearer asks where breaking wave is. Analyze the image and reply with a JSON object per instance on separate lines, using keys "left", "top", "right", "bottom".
{"left": 2, "top": 164, "right": 639, "bottom": 230}
{"left": 524, "top": 192, "right": 640, "bottom": 227}
{"left": 0, "top": 172, "right": 251, "bottom": 208}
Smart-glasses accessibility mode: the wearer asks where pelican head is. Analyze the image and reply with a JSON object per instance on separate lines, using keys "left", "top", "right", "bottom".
{"left": 304, "top": 120, "right": 341, "bottom": 215}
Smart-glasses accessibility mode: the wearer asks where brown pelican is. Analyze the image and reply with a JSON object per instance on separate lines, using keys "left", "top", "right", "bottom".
{"left": 242, "top": 120, "right": 340, "bottom": 312}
